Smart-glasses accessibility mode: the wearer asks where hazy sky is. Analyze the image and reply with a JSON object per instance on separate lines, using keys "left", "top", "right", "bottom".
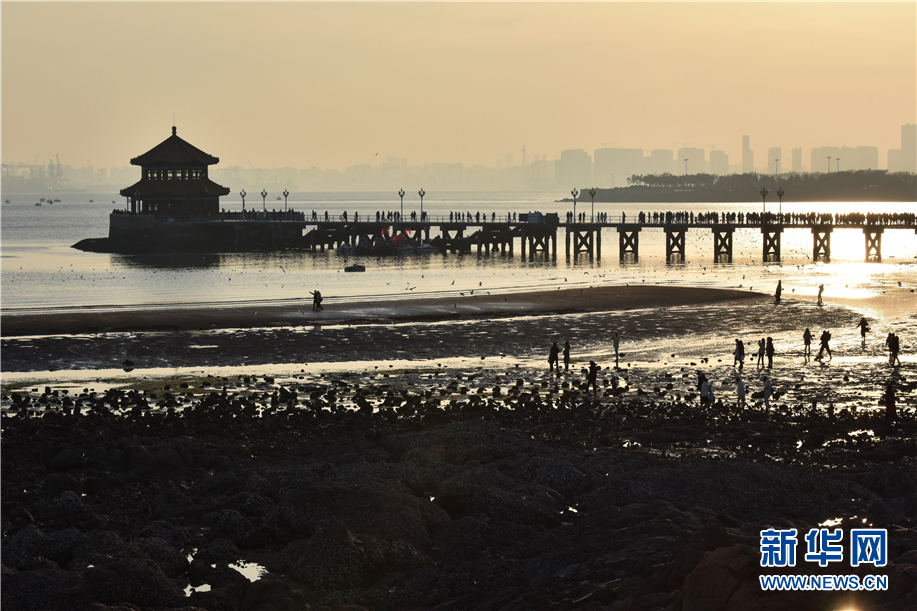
{"left": 2, "top": 2, "right": 915, "bottom": 171}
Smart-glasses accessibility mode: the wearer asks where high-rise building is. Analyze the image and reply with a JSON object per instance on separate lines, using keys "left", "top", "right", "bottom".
{"left": 677, "top": 147, "right": 705, "bottom": 175}
{"left": 555, "top": 149, "right": 592, "bottom": 188}
{"left": 505, "top": 154, "right": 514, "bottom": 169}
{"left": 768, "top": 147, "right": 782, "bottom": 175}
{"left": 888, "top": 124, "right": 917, "bottom": 173}
{"left": 594, "top": 148, "right": 644, "bottom": 187}
{"left": 791, "top": 148, "right": 803, "bottom": 173}
{"left": 709, "top": 150, "right": 729, "bottom": 175}
{"left": 646, "top": 149, "right": 675, "bottom": 175}
{"left": 742, "top": 135, "right": 754, "bottom": 173}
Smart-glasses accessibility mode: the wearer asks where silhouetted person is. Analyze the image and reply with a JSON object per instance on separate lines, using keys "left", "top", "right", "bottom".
{"left": 587, "top": 361, "right": 600, "bottom": 393}
{"left": 613, "top": 332, "right": 620, "bottom": 368}
{"left": 763, "top": 376, "right": 773, "bottom": 410}
{"left": 733, "top": 339, "right": 745, "bottom": 370}
{"left": 883, "top": 382, "right": 897, "bottom": 421}
{"left": 548, "top": 342, "right": 560, "bottom": 373}
{"left": 700, "top": 377, "right": 711, "bottom": 408}
{"left": 815, "top": 330, "right": 832, "bottom": 361}
{"left": 563, "top": 341, "right": 570, "bottom": 371}
{"left": 310, "top": 290, "right": 323, "bottom": 311}
{"left": 817, "top": 284, "right": 824, "bottom": 306}
{"left": 756, "top": 338, "right": 766, "bottom": 369}
{"left": 803, "top": 328, "right": 813, "bottom": 360}
{"left": 887, "top": 333, "right": 901, "bottom": 366}
{"left": 774, "top": 280, "right": 782, "bottom": 304}
{"left": 858, "top": 317, "right": 869, "bottom": 341}
{"left": 736, "top": 377, "right": 746, "bottom": 410}
{"left": 765, "top": 337, "right": 775, "bottom": 369}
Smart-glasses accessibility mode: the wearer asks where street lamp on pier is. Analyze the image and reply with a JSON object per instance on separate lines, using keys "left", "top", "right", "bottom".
{"left": 777, "top": 187, "right": 785, "bottom": 220}
{"left": 398, "top": 189, "right": 405, "bottom": 219}
{"left": 261, "top": 189, "right": 267, "bottom": 212}
{"left": 836, "top": 158, "right": 841, "bottom": 172}
{"left": 760, "top": 187, "right": 769, "bottom": 221}
{"left": 283, "top": 189, "right": 289, "bottom": 212}
{"left": 418, "top": 188, "right": 425, "bottom": 220}
{"left": 571, "top": 188, "right": 579, "bottom": 221}
{"left": 589, "top": 188, "right": 596, "bottom": 222}
{"left": 240, "top": 189, "right": 246, "bottom": 211}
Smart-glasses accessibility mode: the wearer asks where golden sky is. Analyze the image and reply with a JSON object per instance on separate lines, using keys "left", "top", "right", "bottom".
{"left": 2, "top": 2, "right": 915, "bottom": 170}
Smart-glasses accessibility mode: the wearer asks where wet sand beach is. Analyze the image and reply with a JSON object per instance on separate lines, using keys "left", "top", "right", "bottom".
{"left": 2, "top": 284, "right": 915, "bottom": 610}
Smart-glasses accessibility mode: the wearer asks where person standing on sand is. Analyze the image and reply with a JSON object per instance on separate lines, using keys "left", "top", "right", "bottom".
{"left": 736, "top": 377, "right": 746, "bottom": 410}
{"left": 563, "top": 341, "right": 570, "bottom": 371}
{"left": 888, "top": 333, "right": 901, "bottom": 366}
{"left": 803, "top": 328, "right": 813, "bottom": 360}
{"left": 884, "top": 383, "right": 897, "bottom": 421}
{"left": 815, "top": 330, "right": 832, "bottom": 361}
{"left": 548, "top": 342, "right": 560, "bottom": 373}
{"left": 763, "top": 376, "right": 773, "bottom": 410}
{"left": 613, "top": 332, "right": 620, "bottom": 368}
{"left": 700, "top": 377, "right": 711, "bottom": 409}
{"left": 310, "top": 290, "right": 323, "bottom": 311}
{"left": 817, "top": 284, "right": 825, "bottom": 306}
{"left": 774, "top": 280, "right": 782, "bottom": 304}
{"left": 858, "top": 317, "right": 869, "bottom": 341}
{"left": 756, "top": 338, "right": 766, "bottom": 369}
{"left": 765, "top": 337, "right": 775, "bottom": 369}
{"left": 587, "top": 361, "right": 600, "bottom": 394}
{"left": 733, "top": 339, "right": 745, "bottom": 370}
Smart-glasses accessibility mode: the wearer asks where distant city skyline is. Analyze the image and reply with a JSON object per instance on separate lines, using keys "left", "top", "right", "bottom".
{"left": 2, "top": 3, "right": 915, "bottom": 176}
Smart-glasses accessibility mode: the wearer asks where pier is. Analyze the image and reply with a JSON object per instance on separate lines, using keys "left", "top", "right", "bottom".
{"left": 98, "top": 209, "right": 916, "bottom": 261}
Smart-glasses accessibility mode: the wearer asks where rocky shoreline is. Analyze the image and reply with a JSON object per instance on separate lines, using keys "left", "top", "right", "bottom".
{"left": 3, "top": 361, "right": 916, "bottom": 610}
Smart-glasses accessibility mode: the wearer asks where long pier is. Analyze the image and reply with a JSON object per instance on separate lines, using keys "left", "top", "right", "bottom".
{"left": 294, "top": 212, "right": 916, "bottom": 263}
{"left": 106, "top": 210, "right": 916, "bottom": 261}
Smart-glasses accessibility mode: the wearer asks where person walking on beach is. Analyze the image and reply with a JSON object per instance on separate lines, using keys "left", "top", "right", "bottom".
{"left": 733, "top": 339, "right": 745, "bottom": 370}
{"left": 310, "top": 290, "right": 323, "bottom": 311}
{"left": 548, "top": 342, "right": 560, "bottom": 373}
{"left": 700, "top": 377, "right": 711, "bottom": 409}
{"left": 736, "top": 377, "right": 746, "bottom": 410}
{"left": 613, "top": 332, "right": 620, "bottom": 369}
{"left": 887, "top": 333, "right": 901, "bottom": 366}
{"left": 763, "top": 376, "right": 773, "bottom": 410}
{"left": 587, "top": 361, "right": 600, "bottom": 394}
{"left": 563, "top": 341, "right": 570, "bottom": 372}
{"left": 817, "top": 284, "right": 825, "bottom": 306}
{"left": 815, "top": 330, "right": 832, "bottom": 361}
{"left": 774, "top": 280, "right": 783, "bottom": 304}
{"left": 883, "top": 382, "right": 897, "bottom": 421}
{"left": 756, "top": 338, "right": 766, "bottom": 369}
{"left": 858, "top": 317, "right": 869, "bottom": 341}
{"left": 803, "top": 328, "right": 813, "bottom": 361}
{"left": 765, "top": 337, "right": 775, "bottom": 369}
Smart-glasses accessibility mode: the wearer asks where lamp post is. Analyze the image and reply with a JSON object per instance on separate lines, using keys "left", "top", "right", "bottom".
{"left": 760, "top": 187, "right": 769, "bottom": 222}
{"left": 418, "top": 188, "right": 425, "bottom": 220}
{"left": 261, "top": 189, "right": 267, "bottom": 212}
{"left": 283, "top": 189, "right": 289, "bottom": 212}
{"left": 240, "top": 189, "right": 246, "bottom": 211}
{"left": 398, "top": 189, "right": 405, "bottom": 219}
{"left": 589, "top": 188, "right": 596, "bottom": 222}
{"left": 777, "top": 187, "right": 785, "bottom": 219}
{"left": 836, "top": 158, "right": 841, "bottom": 172}
{"left": 571, "top": 188, "right": 579, "bottom": 221}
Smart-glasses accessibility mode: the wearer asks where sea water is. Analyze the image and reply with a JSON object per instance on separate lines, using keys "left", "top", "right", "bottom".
{"left": 1, "top": 191, "right": 915, "bottom": 314}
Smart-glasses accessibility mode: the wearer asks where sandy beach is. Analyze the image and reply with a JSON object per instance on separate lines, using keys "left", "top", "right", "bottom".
{"left": 2, "top": 284, "right": 915, "bottom": 611}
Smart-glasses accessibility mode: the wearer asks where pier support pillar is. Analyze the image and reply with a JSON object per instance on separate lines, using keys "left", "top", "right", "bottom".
{"left": 521, "top": 227, "right": 557, "bottom": 260}
{"left": 811, "top": 225, "right": 832, "bottom": 262}
{"left": 617, "top": 225, "right": 641, "bottom": 262}
{"left": 712, "top": 225, "right": 734, "bottom": 263}
{"left": 761, "top": 225, "right": 783, "bottom": 262}
{"left": 566, "top": 224, "right": 601, "bottom": 258}
{"left": 664, "top": 225, "right": 687, "bottom": 263}
{"left": 864, "top": 226, "right": 883, "bottom": 262}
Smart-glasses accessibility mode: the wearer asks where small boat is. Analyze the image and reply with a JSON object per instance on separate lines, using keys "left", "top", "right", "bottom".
{"left": 89, "top": 199, "right": 94, "bottom": 202}
{"left": 35, "top": 202, "right": 42, "bottom": 206}
{"left": 344, "top": 264, "right": 366, "bottom": 272}
{"left": 399, "top": 244, "right": 441, "bottom": 254}
{"left": 54, "top": 199, "right": 61, "bottom": 202}
{"left": 4, "top": 199, "right": 10, "bottom": 203}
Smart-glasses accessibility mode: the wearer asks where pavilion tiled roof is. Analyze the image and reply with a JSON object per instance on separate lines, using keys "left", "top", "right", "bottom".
{"left": 130, "top": 127, "right": 221, "bottom": 167}
{"left": 120, "top": 178, "right": 231, "bottom": 198}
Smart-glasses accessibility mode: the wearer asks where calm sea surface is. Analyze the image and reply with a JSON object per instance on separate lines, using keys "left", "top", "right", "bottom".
{"left": 1, "top": 191, "right": 915, "bottom": 314}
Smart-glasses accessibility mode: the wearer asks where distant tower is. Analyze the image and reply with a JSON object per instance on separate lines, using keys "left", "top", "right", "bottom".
{"left": 792, "top": 147, "right": 802, "bottom": 173}
{"left": 742, "top": 136, "right": 754, "bottom": 173}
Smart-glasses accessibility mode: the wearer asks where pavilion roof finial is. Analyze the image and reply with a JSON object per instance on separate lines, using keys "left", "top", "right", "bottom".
{"left": 172, "top": 125, "right": 177, "bottom": 136}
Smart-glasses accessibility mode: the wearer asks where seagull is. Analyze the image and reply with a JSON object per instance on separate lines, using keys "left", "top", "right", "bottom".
{"left": 279, "top": 266, "right": 285, "bottom": 273}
